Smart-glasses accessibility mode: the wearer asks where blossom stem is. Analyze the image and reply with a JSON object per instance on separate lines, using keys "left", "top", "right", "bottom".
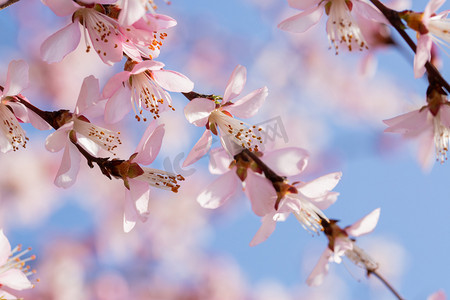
{"left": 240, "top": 148, "right": 285, "bottom": 183}
{"left": 369, "top": 269, "right": 405, "bottom": 300}
{"left": 368, "top": 0, "right": 450, "bottom": 93}
{"left": 14, "top": 95, "right": 70, "bottom": 130}
{"left": 0, "top": 0, "right": 20, "bottom": 11}
{"left": 182, "top": 91, "right": 217, "bottom": 101}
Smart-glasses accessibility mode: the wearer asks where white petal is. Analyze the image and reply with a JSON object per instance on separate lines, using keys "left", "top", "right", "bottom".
{"left": 184, "top": 98, "right": 215, "bottom": 126}
{"left": 306, "top": 248, "right": 332, "bottom": 286}
{"left": 0, "top": 269, "right": 32, "bottom": 290}
{"left": 261, "top": 147, "right": 309, "bottom": 177}
{"left": 223, "top": 65, "right": 246, "bottom": 103}
{"left": 41, "top": 22, "right": 81, "bottom": 63}
{"left": 345, "top": 208, "right": 381, "bottom": 237}
{"left": 152, "top": 69, "right": 194, "bottom": 93}
{"left": 278, "top": 5, "right": 323, "bottom": 33}
{"left": 182, "top": 130, "right": 212, "bottom": 167}
{"left": 197, "top": 170, "right": 239, "bottom": 209}
{"left": 0, "top": 230, "right": 11, "bottom": 265}
{"left": 226, "top": 86, "right": 268, "bottom": 119}
{"left": 244, "top": 171, "right": 277, "bottom": 216}
{"left": 298, "top": 172, "right": 342, "bottom": 198}
{"left": 54, "top": 143, "right": 81, "bottom": 188}
{"left": 249, "top": 213, "right": 277, "bottom": 246}
{"left": 4, "top": 60, "right": 29, "bottom": 97}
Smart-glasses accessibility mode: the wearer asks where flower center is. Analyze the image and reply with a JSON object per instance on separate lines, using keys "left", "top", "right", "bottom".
{"left": 135, "top": 168, "right": 184, "bottom": 193}
{"left": 0, "top": 104, "right": 28, "bottom": 152}
{"left": 433, "top": 115, "right": 450, "bottom": 163}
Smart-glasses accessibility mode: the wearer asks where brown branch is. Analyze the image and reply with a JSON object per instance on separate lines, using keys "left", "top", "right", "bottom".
{"left": 369, "top": 269, "right": 405, "bottom": 300}
{"left": 368, "top": 0, "right": 450, "bottom": 93}
{"left": 0, "top": 0, "right": 20, "bottom": 11}
{"left": 241, "top": 148, "right": 285, "bottom": 183}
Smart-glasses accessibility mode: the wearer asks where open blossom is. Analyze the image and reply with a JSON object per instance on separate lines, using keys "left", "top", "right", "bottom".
{"left": 383, "top": 88, "right": 450, "bottom": 168}
{"left": 46, "top": 76, "right": 122, "bottom": 188}
{"left": 197, "top": 147, "right": 309, "bottom": 210}
{"left": 402, "top": 0, "right": 450, "bottom": 78}
{"left": 278, "top": 0, "right": 386, "bottom": 53}
{"left": 103, "top": 60, "right": 194, "bottom": 123}
{"left": 41, "top": 0, "right": 123, "bottom": 65}
{"left": 0, "top": 60, "right": 30, "bottom": 153}
{"left": 0, "top": 229, "right": 35, "bottom": 297}
{"left": 249, "top": 171, "right": 342, "bottom": 246}
{"left": 306, "top": 208, "right": 380, "bottom": 286}
{"left": 122, "top": 121, "right": 184, "bottom": 232}
{"left": 183, "top": 65, "right": 268, "bottom": 167}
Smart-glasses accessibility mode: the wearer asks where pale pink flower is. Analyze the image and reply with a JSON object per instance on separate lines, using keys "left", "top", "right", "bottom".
{"left": 428, "top": 290, "right": 447, "bottom": 300}
{"left": 249, "top": 171, "right": 342, "bottom": 246}
{"left": 41, "top": 0, "right": 124, "bottom": 65}
{"left": 46, "top": 75, "right": 122, "bottom": 188}
{"left": 197, "top": 147, "right": 309, "bottom": 211}
{"left": 278, "top": 0, "right": 386, "bottom": 53}
{"left": 383, "top": 102, "right": 450, "bottom": 168}
{"left": 306, "top": 208, "right": 380, "bottom": 286}
{"left": 116, "top": 0, "right": 173, "bottom": 25}
{"left": 104, "top": 60, "right": 194, "bottom": 123}
{"left": 183, "top": 65, "right": 268, "bottom": 166}
{"left": 122, "top": 121, "right": 183, "bottom": 232}
{"left": 120, "top": 14, "right": 177, "bottom": 61}
{"left": 0, "top": 60, "right": 29, "bottom": 153}
{"left": 0, "top": 229, "right": 35, "bottom": 295}
{"left": 408, "top": 0, "right": 450, "bottom": 78}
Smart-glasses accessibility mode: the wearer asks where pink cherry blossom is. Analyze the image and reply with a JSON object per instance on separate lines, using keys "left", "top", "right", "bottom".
{"left": 104, "top": 60, "right": 194, "bottom": 123}
{"left": 197, "top": 147, "right": 309, "bottom": 210}
{"left": 0, "top": 229, "right": 34, "bottom": 296}
{"left": 278, "top": 0, "right": 386, "bottom": 54}
{"left": 306, "top": 208, "right": 380, "bottom": 286}
{"left": 383, "top": 103, "right": 450, "bottom": 168}
{"left": 0, "top": 60, "right": 30, "bottom": 153}
{"left": 46, "top": 75, "right": 122, "bottom": 188}
{"left": 428, "top": 290, "right": 447, "bottom": 300}
{"left": 41, "top": 0, "right": 124, "bottom": 65}
{"left": 250, "top": 171, "right": 342, "bottom": 246}
{"left": 408, "top": 0, "right": 450, "bottom": 78}
{"left": 122, "top": 121, "right": 183, "bottom": 232}
{"left": 183, "top": 65, "right": 268, "bottom": 166}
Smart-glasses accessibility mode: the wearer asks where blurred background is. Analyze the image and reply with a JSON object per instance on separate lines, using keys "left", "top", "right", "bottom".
{"left": 0, "top": 0, "right": 449, "bottom": 299}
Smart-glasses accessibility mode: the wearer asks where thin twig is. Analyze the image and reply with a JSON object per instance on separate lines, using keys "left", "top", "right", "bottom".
{"left": 369, "top": 269, "right": 405, "bottom": 300}
{"left": 368, "top": 0, "right": 450, "bottom": 93}
{"left": 0, "top": 0, "right": 20, "bottom": 11}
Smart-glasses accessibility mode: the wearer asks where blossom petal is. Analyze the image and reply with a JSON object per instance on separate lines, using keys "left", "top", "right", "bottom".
{"left": 104, "top": 86, "right": 132, "bottom": 124}
{"left": 184, "top": 98, "right": 215, "bottom": 126}
{"left": 288, "top": 0, "right": 320, "bottom": 10}
{"left": 278, "top": 5, "right": 324, "bottom": 33}
{"left": 261, "top": 147, "right": 309, "bottom": 177}
{"left": 54, "top": 143, "right": 81, "bottom": 188}
{"left": 306, "top": 248, "right": 332, "bottom": 286}
{"left": 182, "top": 130, "right": 212, "bottom": 167}
{"left": 0, "top": 230, "right": 11, "bottom": 265}
{"left": 131, "top": 60, "right": 165, "bottom": 73}
{"left": 208, "top": 148, "right": 233, "bottom": 174}
{"left": 4, "top": 60, "right": 28, "bottom": 97}
{"left": 354, "top": 1, "right": 388, "bottom": 24}
{"left": 249, "top": 213, "right": 277, "bottom": 246}
{"left": 134, "top": 122, "right": 165, "bottom": 165}
{"left": 226, "top": 86, "right": 268, "bottom": 119}
{"left": 244, "top": 171, "right": 277, "bottom": 216}
{"left": 45, "top": 124, "right": 71, "bottom": 152}
{"left": 298, "top": 172, "right": 342, "bottom": 198}
{"left": 345, "top": 208, "right": 381, "bottom": 237}
{"left": 383, "top": 109, "right": 429, "bottom": 135}
{"left": 129, "top": 179, "right": 150, "bottom": 220}
{"left": 310, "top": 191, "right": 339, "bottom": 210}
{"left": 424, "top": 0, "right": 445, "bottom": 20}
{"left": 41, "top": 22, "right": 81, "bottom": 63}
{"left": 223, "top": 65, "right": 246, "bottom": 103}
{"left": 75, "top": 75, "right": 100, "bottom": 114}
{"left": 197, "top": 170, "right": 239, "bottom": 209}
{"left": 118, "top": 0, "right": 146, "bottom": 26}
{"left": 0, "top": 269, "right": 32, "bottom": 290}
{"left": 152, "top": 69, "right": 194, "bottom": 93}
{"left": 439, "top": 105, "right": 450, "bottom": 128}
{"left": 123, "top": 190, "right": 138, "bottom": 233}
{"left": 103, "top": 71, "right": 131, "bottom": 98}
{"left": 134, "top": 13, "right": 178, "bottom": 31}
{"left": 428, "top": 290, "right": 447, "bottom": 300}
{"left": 414, "top": 34, "right": 432, "bottom": 78}
{"left": 42, "top": 0, "right": 78, "bottom": 16}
